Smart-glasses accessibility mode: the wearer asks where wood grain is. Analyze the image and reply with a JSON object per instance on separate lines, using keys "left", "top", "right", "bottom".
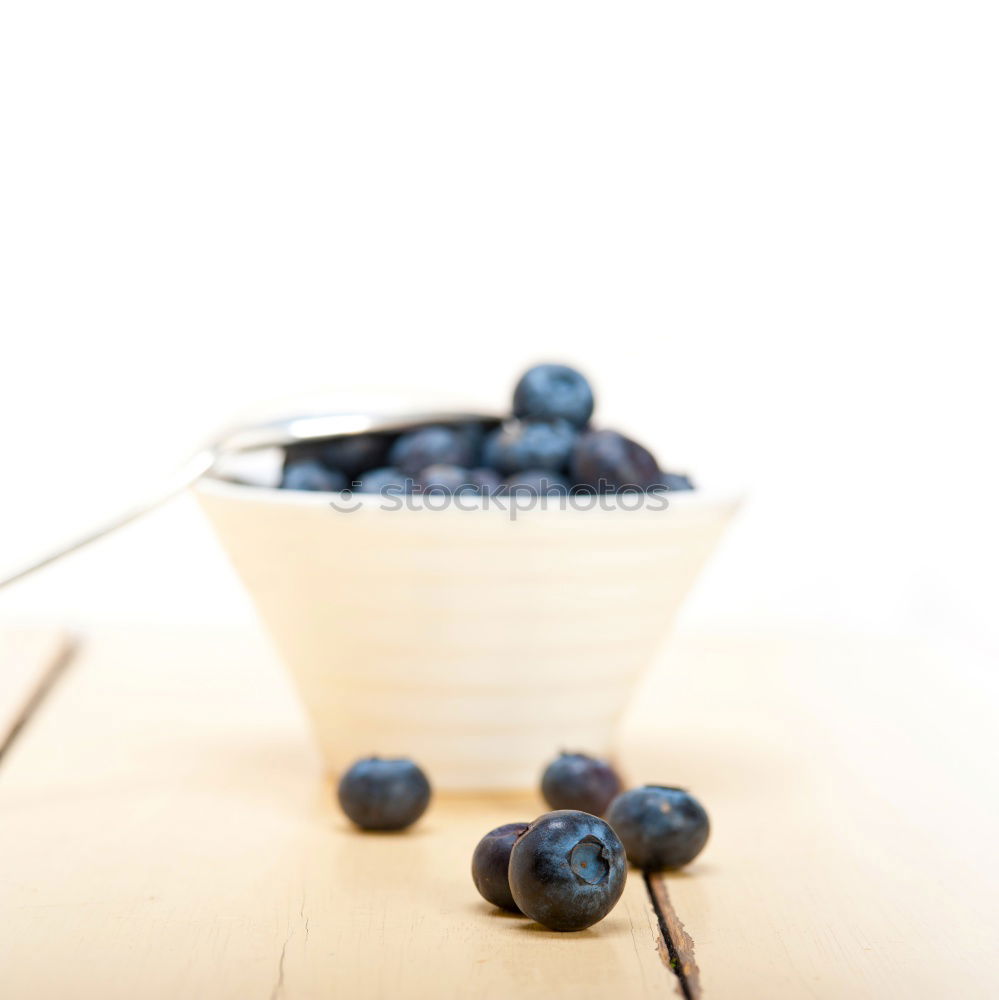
{"left": 0, "top": 627, "right": 671, "bottom": 1000}
{"left": 0, "top": 629, "right": 73, "bottom": 760}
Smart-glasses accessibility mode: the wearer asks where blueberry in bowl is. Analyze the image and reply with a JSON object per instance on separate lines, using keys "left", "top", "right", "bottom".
{"left": 502, "top": 469, "right": 571, "bottom": 496}
{"left": 471, "top": 822, "right": 531, "bottom": 912}
{"left": 508, "top": 810, "right": 627, "bottom": 931}
{"left": 337, "top": 757, "right": 432, "bottom": 831}
{"left": 316, "top": 433, "right": 392, "bottom": 479}
{"left": 513, "top": 363, "right": 595, "bottom": 429}
{"left": 570, "top": 430, "right": 661, "bottom": 493}
{"left": 660, "top": 471, "right": 695, "bottom": 492}
{"left": 419, "top": 464, "right": 475, "bottom": 495}
{"left": 389, "top": 425, "right": 477, "bottom": 478}
{"left": 468, "top": 467, "right": 503, "bottom": 495}
{"left": 280, "top": 459, "right": 347, "bottom": 493}
{"left": 267, "top": 363, "right": 691, "bottom": 502}
{"left": 605, "top": 785, "right": 709, "bottom": 870}
{"left": 541, "top": 752, "right": 623, "bottom": 816}
{"left": 354, "top": 466, "right": 415, "bottom": 495}
{"left": 483, "top": 418, "right": 577, "bottom": 475}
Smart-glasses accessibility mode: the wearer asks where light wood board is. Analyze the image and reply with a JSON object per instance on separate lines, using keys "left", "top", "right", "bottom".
{"left": 619, "top": 630, "right": 999, "bottom": 998}
{"left": 0, "top": 626, "right": 996, "bottom": 999}
{"left": 0, "top": 628, "right": 669, "bottom": 1000}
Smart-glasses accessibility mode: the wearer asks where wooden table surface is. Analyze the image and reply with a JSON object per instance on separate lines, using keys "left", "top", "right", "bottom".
{"left": 0, "top": 625, "right": 996, "bottom": 999}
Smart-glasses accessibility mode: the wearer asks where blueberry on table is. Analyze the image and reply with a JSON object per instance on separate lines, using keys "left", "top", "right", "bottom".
{"left": 337, "top": 757, "right": 432, "bottom": 831}
{"left": 280, "top": 460, "right": 347, "bottom": 492}
{"left": 503, "top": 470, "right": 570, "bottom": 496}
{"left": 389, "top": 426, "right": 476, "bottom": 477}
{"left": 508, "top": 810, "right": 627, "bottom": 931}
{"left": 570, "top": 430, "right": 660, "bottom": 492}
{"left": 606, "top": 786, "right": 709, "bottom": 870}
{"left": 483, "top": 419, "right": 577, "bottom": 474}
{"left": 471, "top": 822, "right": 530, "bottom": 912}
{"left": 541, "top": 753, "right": 623, "bottom": 816}
{"left": 513, "top": 364, "right": 595, "bottom": 429}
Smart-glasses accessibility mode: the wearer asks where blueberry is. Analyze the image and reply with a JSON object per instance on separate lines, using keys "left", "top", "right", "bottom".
{"left": 570, "top": 430, "right": 660, "bottom": 492}
{"left": 354, "top": 467, "right": 414, "bottom": 494}
{"left": 419, "top": 464, "right": 473, "bottom": 495}
{"left": 606, "top": 786, "right": 709, "bottom": 870}
{"left": 481, "top": 430, "right": 504, "bottom": 470}
{"left": 316, "top": 434, "right": 391, "bottom": 478}
{"left": 468, "top": 467, "right": 503, "bottom": 495}
{"left": 336, "top": 757, "right": 432, "bottom": 831}
{"left": 508, "top": 810, "right": 627, "bottom": 931}
{"left": 420, "top": 465, "right": 502, "bottom": 496}
{"left": 483, "top": 419, "right": 577, "bottom": 475}
{"left": 281, "top": 459, "right": 348, "bottom": 492}
{"left": 389, "top": 426, "right": 476, "bottom": 477}
{"left": 513, "top": 364, "right": 594, "bottom": 428}
{"left": 659, "top": 471, "right": 695, "bottom": 492}
{"left": 471, "top": 822, "right": 530, "bottom": 912}
{"left": 503, "top": 470, "right": 570, "bottom": 496}
{"left": 454, "top": 421, "right": 490, "bottom": 465}
{"left": 541, "top": 753, "right": 623, "bottom": 816}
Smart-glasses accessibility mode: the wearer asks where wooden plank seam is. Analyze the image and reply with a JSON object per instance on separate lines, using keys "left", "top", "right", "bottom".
{"left": 644, "top": 873, "right": 701, "bottom": 1000}
{"left": 0, "top": 636, "right": 78, "bottom": 766}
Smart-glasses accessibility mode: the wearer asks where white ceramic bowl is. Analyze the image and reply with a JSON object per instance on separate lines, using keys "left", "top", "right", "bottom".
{"left": 195, "top": 477, "right": 740, "bottom": 790}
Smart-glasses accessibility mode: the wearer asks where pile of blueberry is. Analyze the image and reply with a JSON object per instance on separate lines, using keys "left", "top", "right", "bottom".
{"left": 335, "top": 750, "right": 709, "bottom": 934}
{"left": 280, "top": 363, "right": 694, "bottom": 496}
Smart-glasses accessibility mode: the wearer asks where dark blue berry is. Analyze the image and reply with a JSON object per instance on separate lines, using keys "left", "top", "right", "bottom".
{"left": 468, "top": 467, "right": 503, "bottom": 495}
{"left": 481, "top": 431, "right": 503, "bottom": 470}
{"left": 281, "top": 459, "right": 348, "bottom": 492}
{"left": 606, "top": 786, "right": 709, "bottom": 870}
{"left": 353, "top": 467, "right": 414, "bottom": 494}
{"left": 336, "top": 757, "right": 431, "bottom": 831}
{"left": 419, "top": 464, "right": 473, "bottom": 495}
{"left": 483, "top": 419, "right": 577, "bottom": 474}
{"left": 471, "top": 822, "right": 530, "bottom": 913}
{"left": 541, "top": 753, "right": 623, "bottom": 816}
{"left": 503, "top": 470, "right": 570, "bottom": 496}
{"left": 509, "top": 810, "right": 627, "bottom": 931}
{"left": 317, "top": 434, "right": 391, "bottom": 478}
{"left": 455, "top": 421, "right": 490, "bottom": 465}
{"left": 513, "top": 364, "right": 594, "bottom": 428}
{"left": 659, "top": 471, "right": 695, "bottom": 491}
{"left": 389, "top": 426, "right": 476, "bottom": 477}
{"left": 570, "top": 430, "right": 660, "bottom": 492}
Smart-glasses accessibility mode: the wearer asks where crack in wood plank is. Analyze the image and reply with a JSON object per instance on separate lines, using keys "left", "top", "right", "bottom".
{"left": 644, "top": 872, "right": 701, "bottom": 1000}
{"left": 0, "top": 634, "right": 77, "bottom": 767}
{"left": 269, "top": 932, "right": 291, "bottom": 1000}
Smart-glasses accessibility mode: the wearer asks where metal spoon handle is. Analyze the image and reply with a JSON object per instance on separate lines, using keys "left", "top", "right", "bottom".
{"left": 0, "top": 408, "right": 497, "bottom": 591}
{"left": 0, "top": 449, "right": 216, "bottom": 590}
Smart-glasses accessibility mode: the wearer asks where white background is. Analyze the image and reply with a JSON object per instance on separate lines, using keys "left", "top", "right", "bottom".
{"left": 1, "top": 2, "right": 996, "bottom": 655}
